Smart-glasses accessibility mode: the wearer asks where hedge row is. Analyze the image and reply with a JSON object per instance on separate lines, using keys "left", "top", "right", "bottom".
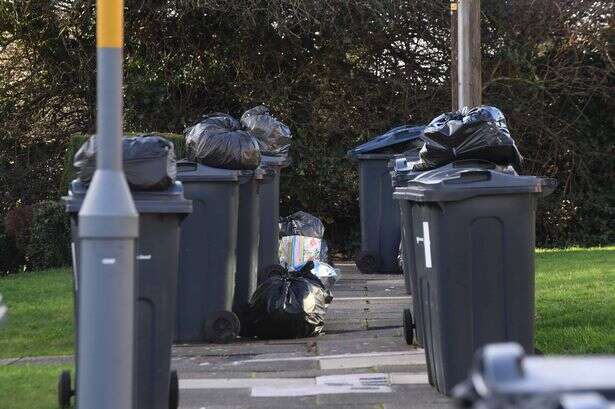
{"left": 1, "top": 201, "right": 71, "bottom": 274}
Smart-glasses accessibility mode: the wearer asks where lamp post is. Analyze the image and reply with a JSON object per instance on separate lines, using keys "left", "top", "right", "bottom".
{"left": 76, "top": 1, "right": 138, "bottom": 408}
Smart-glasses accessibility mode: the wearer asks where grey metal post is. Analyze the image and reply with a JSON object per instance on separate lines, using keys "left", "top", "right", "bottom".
{"left": 457, "top": 0, "right": 472, "bottom": 108}
{"left": 76, "top": 1, "right": 138, "bottom": 408}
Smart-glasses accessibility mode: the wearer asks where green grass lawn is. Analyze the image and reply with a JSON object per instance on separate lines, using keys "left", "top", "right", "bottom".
{"left": 535, "top": 247, "right": 615, "bottom": 354}
{"left": 0, "top": 364, "right": 73, "bottom": 409}
{"left": 0, "top": 268, "right": 74, "bottom": 359}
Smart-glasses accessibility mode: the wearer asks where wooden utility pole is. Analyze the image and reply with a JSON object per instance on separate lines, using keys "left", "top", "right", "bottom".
{"left": 455, "top": 0, "right": 482, "bottom": 109}
{"left": 451, "top": 0, "right": 458, "bottom": 111}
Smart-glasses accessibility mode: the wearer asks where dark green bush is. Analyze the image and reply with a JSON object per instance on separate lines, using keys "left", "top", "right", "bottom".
{"left": 0, "top": 220, "right": 20, "bottom": 274}
{"left": 3, "top": 205, "right": 33, "bottom": 268}
{"left": 26, "top": 201, "right": 71, "bottom": 270}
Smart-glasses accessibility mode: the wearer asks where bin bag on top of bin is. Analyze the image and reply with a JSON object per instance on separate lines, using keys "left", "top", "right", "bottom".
{"left": 412, "top": 106, "right": 523, "bottom": 171}
{"left": 74, "top": 134, "right": 177, "bottom": 191}
{"left": 185, "top": 113, "right": 261, "bottom": 170}
{"left": 241, "top": 106, "right": 292, "bottom": 156}
{"left": 243, "top": 262, "right": 327, "bottom": 339}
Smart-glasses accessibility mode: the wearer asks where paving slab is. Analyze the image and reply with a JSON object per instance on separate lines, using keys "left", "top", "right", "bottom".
{"left": 174, "top": 263, "right": 452, "bottom": 409}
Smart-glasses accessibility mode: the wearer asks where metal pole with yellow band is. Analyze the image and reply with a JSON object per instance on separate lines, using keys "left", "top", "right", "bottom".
{"left": 77, "top": 1, "right": 138, "bottom": 408}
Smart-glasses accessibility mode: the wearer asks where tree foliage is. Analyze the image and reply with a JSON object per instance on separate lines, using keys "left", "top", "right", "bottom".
{"left": 0, "top": 0, "right": 612, "bottom": 253}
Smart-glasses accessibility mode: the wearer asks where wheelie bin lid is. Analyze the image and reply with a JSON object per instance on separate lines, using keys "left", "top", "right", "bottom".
{"left": 347, "top": 125, "right": 425, "bottom": 161}
{"left": 393, "top": 161, "right": 557, "bottom": 202}
{"left": 64, "top": 180, "right": 193, "bottom": 214}
{"left": 461, "top": 343, "right": 615, "bottom": 400}
{"left": 175, "top": 160, "right": 253, "bottom": 183}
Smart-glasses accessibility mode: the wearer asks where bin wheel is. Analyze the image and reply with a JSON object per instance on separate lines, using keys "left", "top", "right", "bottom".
{"left": 403, "top": 308, "right": 415, "bottom": 345}
{"left": 58, "top": 370, "right": 74, "bottom": 408}
{"left": 169, "top": 370, "right": 179, "bottom": 409}
{"left": 258, "top": 264, "right": 286, "bottom": 284}
{"left": 204, "top": 311, "right": 241, "bottom": 343}
{"left": 356, "top": 252, "right": 377, "bottom": 274}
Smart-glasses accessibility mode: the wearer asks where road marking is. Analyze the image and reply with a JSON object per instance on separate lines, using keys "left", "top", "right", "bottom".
{"left": 180, "top": 378, "right": 313, "bottom": 390}
{"left": 231, "top": 350, "right": 424, "bottom": 365}
{"left": 319, "top": 353, "right": 426, "bottom": 370}
{"left": 334, "top": 296, "right": 412, "bottom": 301}
{"left": 180, "top": 372, "right": 429, "bottom": 395}
{"left": 251, "top": 384, "right": 392, "bottom": 397}
{"left": 251, "top": 373, "right": 393, "bottom": 397}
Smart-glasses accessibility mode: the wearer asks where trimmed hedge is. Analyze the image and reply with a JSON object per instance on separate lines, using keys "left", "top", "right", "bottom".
{"left": 0, "top": 219, "right": 20, "bottom": 274}
{"left": 27, "top": 201, "right": 71, "bottom": 270}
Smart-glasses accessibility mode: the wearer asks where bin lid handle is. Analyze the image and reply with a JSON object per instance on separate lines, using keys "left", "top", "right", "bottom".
{"left": 443, "top": 170, "right": 491, "bottom": 184}
{"left": 177, "top": 161, "right": 198, "bottom": 172}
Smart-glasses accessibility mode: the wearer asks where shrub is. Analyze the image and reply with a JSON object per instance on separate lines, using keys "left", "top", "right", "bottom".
{"left": 26, "top": 201, "right": 71, "bottom": 270}
{"left": 0, "top": 220, "right": 20, "bottom": 274}
{"left": 3, "top": 205, "right": 33, "bottom": 265}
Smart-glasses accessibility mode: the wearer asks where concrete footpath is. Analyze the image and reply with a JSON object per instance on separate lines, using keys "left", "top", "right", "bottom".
{"left": 172, "top": 262, "right": 453, "bottom": 409}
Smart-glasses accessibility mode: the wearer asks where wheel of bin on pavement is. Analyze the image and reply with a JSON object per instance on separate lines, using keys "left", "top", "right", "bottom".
{"left": 403, "top": 308, "right": 415, "bottom": 346}
{"left": 356, "top": 251, "right": 378, "bottom": 274}
{"left": 169, "top": 369, "right": 179, "bottom": 409}
{"left": 204, "top": 311, "right": 241, "bottom": 343}
{"left": 58, "top": 370, "right": 73, "bottom": 409}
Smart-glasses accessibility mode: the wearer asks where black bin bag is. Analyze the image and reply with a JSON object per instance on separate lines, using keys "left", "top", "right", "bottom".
{"left": 74, "top": 134, "right": 177, "bottom": 191}
{"left": 243, "top": 262, "right": 327, "bottom": 339}
{"left": 413, "top": 106, "right": 523, "bottom": 171}
{"left": 279, "top": 211, "right": 325, "bottom": 239}
{"left": 185, "top": 113, "right": 261, "bottom": 170}
{"left": 241, "top": 106, "right": 292, "bottom": 156}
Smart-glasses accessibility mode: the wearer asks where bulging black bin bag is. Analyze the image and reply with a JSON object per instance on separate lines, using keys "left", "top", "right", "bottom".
{"left": 74, "top": 134, "right": 177, "bottom": 191}
{"left": 245, "top": 264, "right": 327, "bottom": 339}
{"left": 241, "top": 106, "right": 292, "bottom": 156}
{"left": 413, "top": 106, "right": 523, "bottom": 171}
{"left": 185, "top": 113, "right": 261, "bottom": 170}
{"left": 279, "top": 211, "right": 325, "bottom": 239}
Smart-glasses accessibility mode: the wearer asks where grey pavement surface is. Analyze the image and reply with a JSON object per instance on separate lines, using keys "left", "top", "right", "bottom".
{"left": 172, "top": 262, "right": 453, "bottom": 409}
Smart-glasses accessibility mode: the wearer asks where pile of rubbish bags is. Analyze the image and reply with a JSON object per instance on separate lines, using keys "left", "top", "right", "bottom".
{"left": 412, "top": 106, "right": 522, "bottom": 171}
{"left": 240, "top": 212, "right": 339, "bottom": 340}
{"left": 241, "top": 261, "right": 329, "bottom": 339}
{"left": 184, "top": 106, "right": 292, "bottom": 170}
{"left": 74, "top": 134, "right": 177, "bottom": 191}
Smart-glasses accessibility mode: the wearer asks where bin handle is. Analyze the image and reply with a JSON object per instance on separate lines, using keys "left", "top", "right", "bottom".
{"left": 452, "top": 160, "right": 497, "bottom": 169}
{"left": 444, "top": 170, "right": 491, "bottom": 184}
{"left": 177, "top": 161, "right": 198, "bottom": 172}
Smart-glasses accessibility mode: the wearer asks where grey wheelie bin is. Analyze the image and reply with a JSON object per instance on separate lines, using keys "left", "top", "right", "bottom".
{"left": 348, "top": 125, "right": 424, "bottom": 274}
{"left": 257, "top": 155, "right": 290, "bottom": 274}
{"left": 393, "top": 159, "right": 515, "bottom": 348}
{"left": 175, "top": 161, "right": 266, "bottom": 343}
{"left": 389, "top": 152, "right": 423, "bottom": 347}
{"left": 393, "top": 163, "right": 556, "bottom": 395}
{"left": 453, "top": 342, "right": 615, "bottom": 407}
{"left": 235, "top": 167, "right": 274, "bottom": 314}
{"left": 61, "top": 180, "right": 192, "bottom": 409}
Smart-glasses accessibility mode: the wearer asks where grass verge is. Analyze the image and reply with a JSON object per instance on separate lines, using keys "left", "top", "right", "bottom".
{"left": 0, "top": 364, "right": 74, "bottom": 409}
{"left": 0, "top": 269, "right": 74, "bottom": 359}
{"left": 535, "top": 247, "right": 615, "bottom": 354}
